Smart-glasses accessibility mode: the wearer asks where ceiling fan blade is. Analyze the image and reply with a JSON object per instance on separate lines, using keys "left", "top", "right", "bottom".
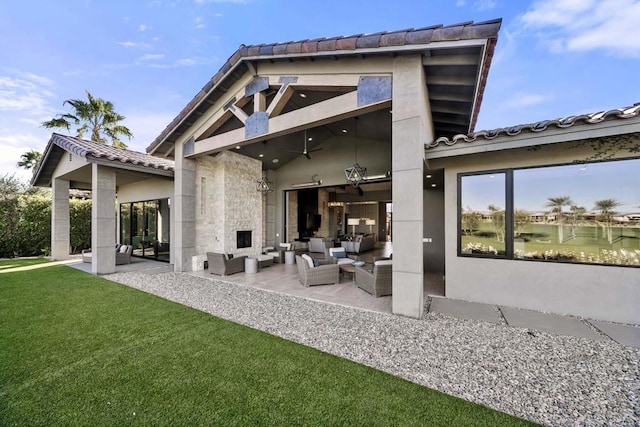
{"left": 304, "top": 153, "right": 311, "bottom": 160}
{"left": 307, "top": 147, "right": 323, "bottom": 153}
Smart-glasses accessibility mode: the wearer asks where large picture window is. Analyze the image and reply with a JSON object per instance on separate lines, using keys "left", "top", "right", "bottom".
{"left": 458, "top": 158, "right": 640, "bottom": 267}
{"left": 459, "top": 172, "right": 508, "bottom": 256}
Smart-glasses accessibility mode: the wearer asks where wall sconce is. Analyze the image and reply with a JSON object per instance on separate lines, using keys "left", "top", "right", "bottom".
{"left": 327, "top": 201, "right": 344, "bottom": 207}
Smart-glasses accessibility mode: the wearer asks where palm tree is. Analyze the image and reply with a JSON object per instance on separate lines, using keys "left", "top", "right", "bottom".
{"left": 594, "top": 198, "right": 622, "bottom": 244}
{"left": 567, "top": 204, "right": 586, "bottom": 240}
{"left": 545, "top": 196, "right": 573, "bottom": 243}
{"left": 41, "top": 91, "right": 132, "bottom": 148}
{"left": 17, "top": 149, "right": 42, "bottom": 170}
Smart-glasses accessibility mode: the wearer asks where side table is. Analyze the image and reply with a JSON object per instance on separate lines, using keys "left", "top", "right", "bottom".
{"left": 245, "top": 257, "right": 258, "bottom": 274}
{"left": 284, "top": 250, "right": 296, "bottom": 265}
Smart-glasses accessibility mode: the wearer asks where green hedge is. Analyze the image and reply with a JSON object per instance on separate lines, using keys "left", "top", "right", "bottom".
{"left": 0, "top": 190, "right": 91, "bottom": 258}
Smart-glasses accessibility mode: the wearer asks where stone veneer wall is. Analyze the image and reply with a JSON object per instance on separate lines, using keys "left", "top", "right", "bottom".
{"left": 287, "top": 191, "right": 298, "bottom": 242}
{"left": 192, "top": 150, "right": 262, "bottom": 270}
{"left": 317, "top": 188, "right": 329, "bottom": 238}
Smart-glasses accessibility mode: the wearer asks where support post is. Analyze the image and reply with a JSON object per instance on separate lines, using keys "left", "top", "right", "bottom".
{"left": 173, "top": 138, "right": 197, "bottom": 271}
{"left": 51, "top": 178, "right": 70, "bottom": 260}
{"left": 391, "top": 55, "right": 432, "bottom": 318}
{"left": 91, "top": 164, "right": 116, "bottom": 274}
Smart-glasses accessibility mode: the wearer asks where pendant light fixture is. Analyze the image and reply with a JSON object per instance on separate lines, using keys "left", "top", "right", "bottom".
{"left": 344, "top": 117, "right": 366, "bottom": 187}
{"left": 256, "top": 171, "right": 273, "bottom": 194}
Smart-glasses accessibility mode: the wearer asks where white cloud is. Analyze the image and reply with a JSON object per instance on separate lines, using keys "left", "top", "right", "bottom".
{"left": 0, "top": 130, "right": 51, "bottom": 182}
{"left": 215, "top": 12, "right": 223, "bottom": 17}
{"left": 505, "top": 92, "right": 555, "bottom": 108}
{"left": 520, "top": 0, "right": 640, "bottom": 57}
{"left": 476, "top": 0, "right": 496, "bottom": 10}
{"left": 176, "top": 58, "right": 197, "bottom": 66}
{"left": 0, "top": 75, "right": 55, "bottom": 115}
{"left": 455, "top": 0, "right": 496, "bottom": 10}
{"left": 139, "top": 54, "right": 166, "bottom": 61}
{"left": 117, "top": 41, "right": 152, "bottom": 49}
{"left": 195, "top": 16, "right": 205, "bottom": 29}
{"left": 138, "top": 24, "right": 150, "bottom": 32}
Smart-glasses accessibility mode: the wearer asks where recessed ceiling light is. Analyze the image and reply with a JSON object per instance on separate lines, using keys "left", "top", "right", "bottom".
{"left": 235, "top": 146, "right": 241, "bottom": 149}
{"left": 342, "top": 129, "right": 347, "bottom": 133}
{"left": 431, "top": 184, "right": 436, "bottom": 188}
{"left": 426, "top": 174, "right": 432, "bottom": 178}
{"left": 259, "top": 154, "right": 264, "bottom": 158}
{"left": 308, "top": 137, "right": 313, "bottom": 141}
{"left": 272, "top": 158, "right": 279, "bottom": 163}
{"left": 299, "top": 93, "right": 307, "bottom": 98}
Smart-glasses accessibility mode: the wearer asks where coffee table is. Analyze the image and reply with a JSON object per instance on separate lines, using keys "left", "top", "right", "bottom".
{"left": 339, "top": 263, "right": 364, "bottom": 281}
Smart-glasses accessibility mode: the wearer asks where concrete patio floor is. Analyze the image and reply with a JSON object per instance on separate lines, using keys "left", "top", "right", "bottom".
{"left": 66, "top": 255, "right": 640, "bottom": 349}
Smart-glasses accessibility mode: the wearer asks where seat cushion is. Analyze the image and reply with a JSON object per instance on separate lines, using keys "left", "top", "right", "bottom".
{"left": 301, "top": 254, "right": 314, "bottom": 269}
{"left": 329, "top": 247, "right": 347, "bottom": 258}
{"left": 119, "top": 245, "right": 129, "bottom": 253}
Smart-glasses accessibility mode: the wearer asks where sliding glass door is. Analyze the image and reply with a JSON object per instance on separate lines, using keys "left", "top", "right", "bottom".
{"left": 120, "top": 198, "right": 170, "bottom": 262}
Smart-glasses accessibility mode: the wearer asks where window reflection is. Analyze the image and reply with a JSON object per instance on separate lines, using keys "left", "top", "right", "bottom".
{"left": 460, "top": 173, "right": 506, "bottom": 256}
{"left": 513, "top": 159, "right": 640, "bottom": 266}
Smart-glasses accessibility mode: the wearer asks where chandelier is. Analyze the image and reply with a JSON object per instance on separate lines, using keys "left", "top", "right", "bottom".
{"left": 256, "top": 172, "right": 273, "bottom": 194}
{"left": 344, "top": 117, "right": 366, "bottom": 187}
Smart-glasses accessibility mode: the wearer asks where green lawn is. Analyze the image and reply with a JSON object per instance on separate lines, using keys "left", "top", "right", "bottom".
{"left": 0, "top": 259, "right": 536, "bottom": 426}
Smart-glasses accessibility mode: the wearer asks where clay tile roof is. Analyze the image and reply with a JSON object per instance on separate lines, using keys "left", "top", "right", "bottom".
{"left": 147, "top": 19, "right": 502, "bottom": 154}
{"left": 51, "top": 133, "right": 175, "bottom": 170}
{"left": 427, "top": 103, "right": 640, "bottom": 148}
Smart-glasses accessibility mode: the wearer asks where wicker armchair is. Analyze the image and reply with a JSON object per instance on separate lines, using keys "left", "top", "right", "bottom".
{"left": 355, "top": 260, "right": 392, "bottom": 297}
{"left": 295, "top": 255, "right": 339, "bottom": 287}
{"left": 207, "top": 252, "right": 246, "bottom": 276}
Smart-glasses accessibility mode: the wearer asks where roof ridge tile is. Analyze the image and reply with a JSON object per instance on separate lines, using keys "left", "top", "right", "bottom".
{"left": 427, "top": 103, "right": 640, "bottom": 148}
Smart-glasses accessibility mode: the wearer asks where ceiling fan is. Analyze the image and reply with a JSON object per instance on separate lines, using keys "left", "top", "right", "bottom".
{"left": 286, "top": 130, "right": 322, "bottom": 159}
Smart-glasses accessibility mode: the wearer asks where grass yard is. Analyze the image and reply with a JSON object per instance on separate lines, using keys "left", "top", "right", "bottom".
{"left": 0, "top": 259, "right": 537, "bottom": 426}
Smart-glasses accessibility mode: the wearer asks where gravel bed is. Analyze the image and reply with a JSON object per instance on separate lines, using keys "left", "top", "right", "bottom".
{"left": 106, "top": 271, "right": 640, "bottom": 426}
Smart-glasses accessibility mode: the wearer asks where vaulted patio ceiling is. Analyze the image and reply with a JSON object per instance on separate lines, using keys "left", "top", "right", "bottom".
{"left": 147, "top": 20, "right": 501, "bottom": 163}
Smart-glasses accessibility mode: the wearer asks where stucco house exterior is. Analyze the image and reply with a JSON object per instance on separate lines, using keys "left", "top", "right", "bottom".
{"left": 33, "top": 19, "right": 640, "bottom": 325}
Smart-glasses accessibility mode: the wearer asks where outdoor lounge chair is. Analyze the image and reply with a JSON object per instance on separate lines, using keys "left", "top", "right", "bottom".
{"left": 295, "top": 255, "right": 339, "bottom": 287}
{"left": 207, "top": 252, "right": 247, "bottom": 276}
{"left": 355, "top": 260, "right": 392, "bottom": 297}
{"left": 81, "top": 244, "right": 133, "bottom": 265}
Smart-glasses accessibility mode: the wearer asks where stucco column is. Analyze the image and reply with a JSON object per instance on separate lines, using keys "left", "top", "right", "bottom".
{"left": 391, "top": 55, "right": 432, "bottom": 318}
{"left": 51, "top": 178, "right": 70, "bottom": 260}
{"left": 91, "top": 164, "right": 116, "bottom": 274}
{"left": 173, "top": 139, "right": 196, "bottom": 271}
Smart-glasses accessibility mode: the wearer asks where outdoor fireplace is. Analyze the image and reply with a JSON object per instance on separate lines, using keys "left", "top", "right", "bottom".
{"left": 237, "top": 230, "right": 252, "bottom": 249}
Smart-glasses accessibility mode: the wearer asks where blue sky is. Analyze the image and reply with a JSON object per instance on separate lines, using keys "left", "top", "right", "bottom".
{"left": 1, "top": 0, "right": 639, "bottom": 182}
{"left": 462, "top": 159, "right": 640, "bottom": 213}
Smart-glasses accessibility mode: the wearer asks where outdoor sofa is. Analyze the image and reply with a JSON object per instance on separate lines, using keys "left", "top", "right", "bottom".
{"left": 81, "top": 244, "right": 133, "bottom": 265}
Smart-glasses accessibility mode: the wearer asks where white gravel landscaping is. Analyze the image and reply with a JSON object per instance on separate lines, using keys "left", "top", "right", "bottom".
{"left": 106, "top": 270, "right": 640, "bottom": 426}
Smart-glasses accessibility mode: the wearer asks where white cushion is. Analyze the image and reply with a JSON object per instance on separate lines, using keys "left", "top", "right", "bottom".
{"left": 374, "top": 259, "right": 392, "bottom": 266}
{"left": 329, "top": 247, "right": 346, "bottom": 258}
{"left": 119, "top": 245, "right": 129, "bottom": 253}
{"left": 279, "top": 243, "right": 292, "bottom": 250}
{"left": 301, "top": 254, "right": 314, "bottom": 269}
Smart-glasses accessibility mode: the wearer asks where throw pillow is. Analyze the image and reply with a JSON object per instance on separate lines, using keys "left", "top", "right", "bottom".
{"left": 119, "top": 245, "right": 128, "bottom": 253}
{"left": 301, "top": 254, "right": 314, "bottom": 269}
{"left": 312, "top": 258, "right": 320, "bottom": 267}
